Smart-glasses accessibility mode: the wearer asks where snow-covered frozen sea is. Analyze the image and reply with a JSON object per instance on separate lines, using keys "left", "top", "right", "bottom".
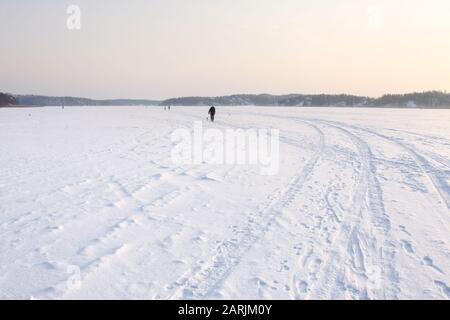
{"left": 1, "top": 106, "right": 449, "bottom": 300}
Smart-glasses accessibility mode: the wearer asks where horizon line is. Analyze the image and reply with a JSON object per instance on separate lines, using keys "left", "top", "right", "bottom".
{"left": 6, "top": 89, "right": 450, "bottom": 102}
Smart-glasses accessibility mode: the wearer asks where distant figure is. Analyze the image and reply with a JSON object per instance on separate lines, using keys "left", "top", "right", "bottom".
{"left": 208, "top": 106, "right": 216, "bottom": 122}
{"left": 168, "top": 105, "right": 171, "bottom": 111}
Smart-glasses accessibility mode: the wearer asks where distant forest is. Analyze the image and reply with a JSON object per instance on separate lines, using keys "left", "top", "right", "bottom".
{"left": 162, "top": 91, "right": 450, "bottom": 108}
{"left": 1, "top": 91, "right": 450, "bottom": 108}
{"left": 14, "top": 95, "right": 160, "bottom": 107}
{"left": 0, "top": 93, "right": 17, "bottom": 106}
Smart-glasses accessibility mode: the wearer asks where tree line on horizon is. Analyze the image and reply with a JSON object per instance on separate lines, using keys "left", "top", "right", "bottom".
{"left": 1, "top": 91, "right": 450, "bottom": 108}
{"left": 0, "top": 93, "right": 17, "bottom": 106}
{"left": 163, "top": 91, "right": 450, "bottom": 108}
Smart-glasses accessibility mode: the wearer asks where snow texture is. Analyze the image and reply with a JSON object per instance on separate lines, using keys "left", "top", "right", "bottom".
{"left": 0, "top": 106, "right": 449, "bottom": 300}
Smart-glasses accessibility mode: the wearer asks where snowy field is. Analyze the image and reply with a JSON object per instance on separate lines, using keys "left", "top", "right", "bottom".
{"left": 1, "top": 106, "right": 450, "bottom": 300}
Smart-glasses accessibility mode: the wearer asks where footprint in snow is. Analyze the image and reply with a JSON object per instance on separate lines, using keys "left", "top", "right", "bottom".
{"left": 423, "top": 256, "right": 444, "bottom": 274}
{"left": 399, "top": 225, "right": 412, "bottom": 236}
{"left": 434, "top": 281, "right": 450, "bottom": 298}
{"left": 401, "top": 239, "right": 414, "bottom": 254}
{"left": 297, "top": 280, "right": 309, "bottom": 293}
{"left": 278, "top": 260, "right": 290, "bottom": 272}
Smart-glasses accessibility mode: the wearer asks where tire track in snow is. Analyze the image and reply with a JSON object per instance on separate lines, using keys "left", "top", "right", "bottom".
{"left": 324, "top": 120, "right": 450, "bottom": 212}
{"left": 306, "top": 120, "right": 400, "bottom": 299}
{"left": 256, "top": 110, "right": 449, "bottom": 225}
{"left": 227, "top": 111, "right": 398, "bottom": 299}
{"left": 165, "top": 122, "right": 325, "bottom": 299}
{"left": 313, "top": 119, "right": 450, "bottom": 299}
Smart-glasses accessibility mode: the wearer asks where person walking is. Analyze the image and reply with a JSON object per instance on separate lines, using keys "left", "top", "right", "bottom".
{"left": 208, "top": 106, "right": 216, "bottom": 122}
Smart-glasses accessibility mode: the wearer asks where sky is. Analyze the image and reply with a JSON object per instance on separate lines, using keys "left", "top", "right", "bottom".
{"left": 1, "top": 0, "right": 450, "bottom": 100}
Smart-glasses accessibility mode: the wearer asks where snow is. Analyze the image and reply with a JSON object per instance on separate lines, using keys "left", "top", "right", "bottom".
{"left": 0, "top": 106, "right": 449, "bottom": 300}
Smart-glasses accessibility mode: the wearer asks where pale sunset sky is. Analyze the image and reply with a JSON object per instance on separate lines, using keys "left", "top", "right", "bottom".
{"left": 1, "top": 0, "right": 449, "bottom": 99}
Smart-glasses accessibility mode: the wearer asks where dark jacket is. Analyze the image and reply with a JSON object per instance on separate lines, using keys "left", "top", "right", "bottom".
{"left": 208, "top": 106, "right": 216, "bottom": 115}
